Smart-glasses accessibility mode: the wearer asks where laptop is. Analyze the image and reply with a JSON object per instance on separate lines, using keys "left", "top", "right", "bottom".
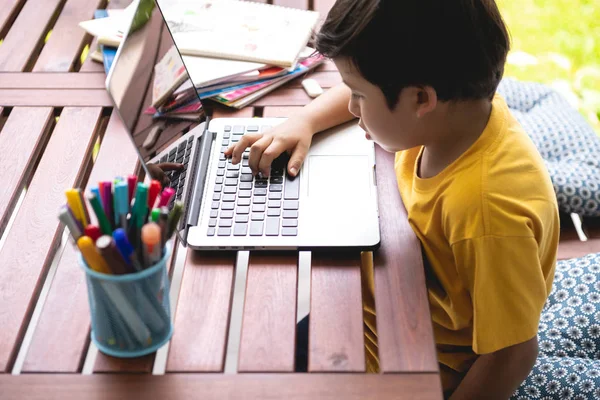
{"left": 105, "top": 0, "right": 380, "bottom": 251}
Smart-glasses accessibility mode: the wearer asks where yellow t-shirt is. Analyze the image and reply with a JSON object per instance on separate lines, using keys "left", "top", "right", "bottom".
{"left": 362, "top": 94, "right": 560, "bottom": 391}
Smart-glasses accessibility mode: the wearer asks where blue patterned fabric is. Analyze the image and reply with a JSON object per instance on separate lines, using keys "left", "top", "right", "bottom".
{"left": 512, "top": 253, "right": 600, "bottom": 399}
{"left": 497, "top": 78, "right": 600, "bottom": 217}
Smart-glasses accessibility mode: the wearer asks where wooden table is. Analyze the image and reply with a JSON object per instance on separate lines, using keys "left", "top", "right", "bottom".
{"left": 0, "top": 0, "right": 598, "bottom": 398}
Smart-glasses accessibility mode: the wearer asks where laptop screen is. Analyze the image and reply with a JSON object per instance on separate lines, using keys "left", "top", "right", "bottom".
{"left": 106, "top": 0, "right": 207, "bottom": 168}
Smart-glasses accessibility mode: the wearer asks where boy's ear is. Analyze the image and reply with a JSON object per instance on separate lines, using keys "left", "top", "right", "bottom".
{"left": 415, "top": 86, "right": 437, "bottom": 118}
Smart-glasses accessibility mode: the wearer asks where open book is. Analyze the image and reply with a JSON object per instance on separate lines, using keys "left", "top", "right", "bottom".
{"left": 161, "top": 0, "right": 320, "bottom": 68}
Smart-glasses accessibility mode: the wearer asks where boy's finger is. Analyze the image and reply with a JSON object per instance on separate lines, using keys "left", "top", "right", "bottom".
{"left": 258, "top": 140, "right": 287, "bottom": 177}
{"left": 157, "top": 162, "right": 184, "bottom": 171}
{"left": 231, "top": 133, "right": 261, "bottom": 163}
{"left": 249, "top": 135, "right": 273, "bottom": 175}
{"left": 288, "top": 142, "right": 309, "bottom": 177}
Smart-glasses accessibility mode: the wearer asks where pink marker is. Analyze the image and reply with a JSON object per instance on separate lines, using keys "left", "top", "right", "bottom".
{"left": 157, "top": 188, "right": 175, "bottom": 207}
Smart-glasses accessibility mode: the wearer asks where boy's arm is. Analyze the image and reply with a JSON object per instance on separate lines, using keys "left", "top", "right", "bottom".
{"left": 449, "top": 336, "right": 538, "bottom": 400}
{"left": 297, "top": 82, "right": 355, "bottom": 134}
{"left": 226, "top": 83, "right": 354, "bottom": 176}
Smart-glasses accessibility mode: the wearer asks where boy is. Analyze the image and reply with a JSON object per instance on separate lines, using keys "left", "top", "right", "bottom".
{"left": 225, "top": 0, "right": 559, "bottom": 398}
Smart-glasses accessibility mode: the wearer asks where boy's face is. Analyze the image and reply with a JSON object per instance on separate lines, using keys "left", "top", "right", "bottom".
{"left": 334, "top": 57, "right": 434, "bottom": 153}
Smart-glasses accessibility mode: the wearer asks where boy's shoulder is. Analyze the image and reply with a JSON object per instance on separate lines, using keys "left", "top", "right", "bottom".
{"left": 441, "top": 96, "right": 558, "bottom": 243}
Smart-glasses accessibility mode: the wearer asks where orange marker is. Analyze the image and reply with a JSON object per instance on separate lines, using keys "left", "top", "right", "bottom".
{"left": 141, "top": 223, "right": 161, "bottom": 267}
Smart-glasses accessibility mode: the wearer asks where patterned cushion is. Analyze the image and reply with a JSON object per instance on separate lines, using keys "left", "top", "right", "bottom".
{"left": 497, "top": 78, "right": 600, "bottom": 217}
{"left": 512, "top": 253, "right": 600, "bottom": 399}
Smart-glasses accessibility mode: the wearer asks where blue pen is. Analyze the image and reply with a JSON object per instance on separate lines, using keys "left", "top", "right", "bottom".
{"left": 114, "top": 182, "right": 129, "bottom": 231}
{"left": 113, "top": 229, "right": 142, "bottom": 271}
{"left": 91, "top": 187, "right": 101, "bottom": 201}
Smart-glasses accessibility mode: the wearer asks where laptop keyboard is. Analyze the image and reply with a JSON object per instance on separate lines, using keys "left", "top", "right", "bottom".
{"left": 159, "top": 135, "right": 195, "bottom": 208}
{"left": 208, "top": 124, "right": 300, "bottom": 237}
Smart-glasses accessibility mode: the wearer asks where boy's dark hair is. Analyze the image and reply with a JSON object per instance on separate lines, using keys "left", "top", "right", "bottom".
{"left": 315, "top": 0, "right": 510, "bottom": 109}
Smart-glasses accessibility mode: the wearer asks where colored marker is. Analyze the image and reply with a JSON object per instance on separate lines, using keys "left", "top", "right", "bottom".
{"left": 150, "top": 208, "right": 160, "bottom": 223}
{"left": 101, "top": 181, "right": 114, "bottom": 228}
{"left": 167, "top": 201, "right": 184, "bottom": 239}
{"left": 77, "top": 236, "right": 111, "bottom": 274}
{"left": 133, "top": 183, "right": 149, "bottom": 230}
{"left": 113, "top": 228, "right": 143, "bottom": 271}
{"left": 141, "top": 223, "right": 162, "bottom": 266}
{"left": 158, "top": 207, "right": 169, "bottom": 250}
{"left": 77, "top": 189, "right": 91, "bottom": 228}
{"left": 84, "top": 225, "right": 102, "bottom": 242}
{"left": 91, "top": 187, "right": 101, "bottom": 202}
{"left": 157, "top": 187, "right": 175, "bottom": 207}
{"left": 65, "top": 189, "right": 88, "bottom": 228}
{"left": 148, "top": 180, "right": 162, "bottom": 209}
{"left": 114, "top": 181, "right": 129, "bottom": 231}
{"left": 127, "top": 175, "right": 137, "bottom": 208}
{"left": 96, "top": 235, "right": 133, "bottom": 274}
{"left": 98, "top": 181, "right": 106, "bottom": 204}
{"left": 88, "top": 192, "right": 112, "bottom": 235}
{"left": 58, "top": 205, "right": 82, "bottom": 240}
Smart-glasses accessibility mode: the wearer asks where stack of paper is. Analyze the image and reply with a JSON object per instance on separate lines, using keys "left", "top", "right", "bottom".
{"left": 80, "top": 0, "right": 324, "bottom": 113}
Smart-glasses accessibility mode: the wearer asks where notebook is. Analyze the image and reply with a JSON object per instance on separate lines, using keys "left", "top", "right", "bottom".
{"left": 161, "top": 0, "right": 320, "bottom": 68}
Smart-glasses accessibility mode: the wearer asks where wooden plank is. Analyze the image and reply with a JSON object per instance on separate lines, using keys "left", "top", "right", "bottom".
{"left": 252, "top": 88, "right": 313, "bottom": 107}
{"left": 0, "top": 73, "right": 106, "bottom": 89}
{"left": 316, "top": 59, "right": 338, "bottom": 72}
{"left": 288, "top": 71, "right": 341, "bottom": 89}
{"left": 21, "top": 112, "right": 139, "bottom": 373}
{"left": 166, "top": 250, "right": 236, "bottom": 372}
{"left": 273, "top": 0, "right": 309, "bottom": 10}
{"left": 309, "top": 252, "right": 365, "bottom": 372}
{"left": 33, "top": 0, "right": 104, "bottom": 71}
{"left": 372, "top": 146, "right": 438, "bottom": 372}
{"left": 0, "top": 373, "right": 444, "bottom": 400}
{"left": 0, "top": 107, "right": 54, "bottom": 238}
{"left": 0, "top": 89, "right": 112, "bottom": 106}
{"left": 0, "top": 107, "right": 102, "bottom": 373}
{"left": 0, "top": 0, "right": 64, "bottom": 72}
{"left": 238, "top": 253, "right": 298, "bottom": 372}
{"left": 0, "top": 0, "right": 26, "bottom": 39}
{"left": 80, "top": 0, "right": 132, "bottom": 72}
{"left": 211, "top": 107, "right": 255, "bottom": 119}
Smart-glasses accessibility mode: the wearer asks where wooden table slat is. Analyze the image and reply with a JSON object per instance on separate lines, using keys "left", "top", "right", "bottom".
{"left": 0, "top": 0, "right": 63, "bottom": 72}
{"left": 0, "top": 72, "right": 107, "bottom": 89}
{"left": 252, "top": 88, "right": 314, "bottom": 107}
{"left": 166, "top": 251, "right": 236, "bottom": 372}
{"left": 0, "top": 107, "right": 102, "bottom": 372}
{"left": 0, "top": 89, "right": 113, "bottom": 107}
{"left": 0, "top": 373, "right": 444, "bottom": 400}
{"left": 238, "top": 253, "right": 298, "bottom": 372}
{"left": 288, "top": 71, "right": 341, "bottom": 89}
{"left": 0, "top": 0, "right": 26, "bottom": 38}
{"left": 0, "top": 107, "right": 54, "bottom": 237}
{"left": 309, "top": 252, "right": 365, "bottom": 372}
{"left": 372, "top": 146, "right": 439, "bottom": 373}
{"left": 32, "top": 0, "right": 103, "bottom": 72}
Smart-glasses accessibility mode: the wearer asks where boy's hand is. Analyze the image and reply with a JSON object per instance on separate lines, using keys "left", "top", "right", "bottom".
{"left": 224, "top": 118, "right": 314, "bottom": 177}
{"left": 147, "top": 162, "right": 184, "bottom": 188}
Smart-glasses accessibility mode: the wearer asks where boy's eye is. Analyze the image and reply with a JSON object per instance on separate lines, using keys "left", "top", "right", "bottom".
{"left": 352, "top": 92, "right": 362, "bottom": 99}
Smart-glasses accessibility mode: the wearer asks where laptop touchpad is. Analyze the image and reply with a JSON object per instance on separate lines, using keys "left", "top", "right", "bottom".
{"left": 307, "top": 155, "right": 370, "bottom": 199}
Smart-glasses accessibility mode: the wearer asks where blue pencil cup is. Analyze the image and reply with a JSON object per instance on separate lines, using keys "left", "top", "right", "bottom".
{"left": 79, "top": 244, "right": 173, "bottom": 358}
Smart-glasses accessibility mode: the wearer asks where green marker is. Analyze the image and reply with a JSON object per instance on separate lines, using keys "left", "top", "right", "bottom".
{"left": 133, "top": 183, "right": 149, "bottom": 230}
{"left": 88, "top": 193, "right": 113, "bottom": 235}
{"left": 167, "top": 201, "right": 184, "bottom": 239}
{"left": 150, "top": 208, "right": 160, "bottom": 223}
